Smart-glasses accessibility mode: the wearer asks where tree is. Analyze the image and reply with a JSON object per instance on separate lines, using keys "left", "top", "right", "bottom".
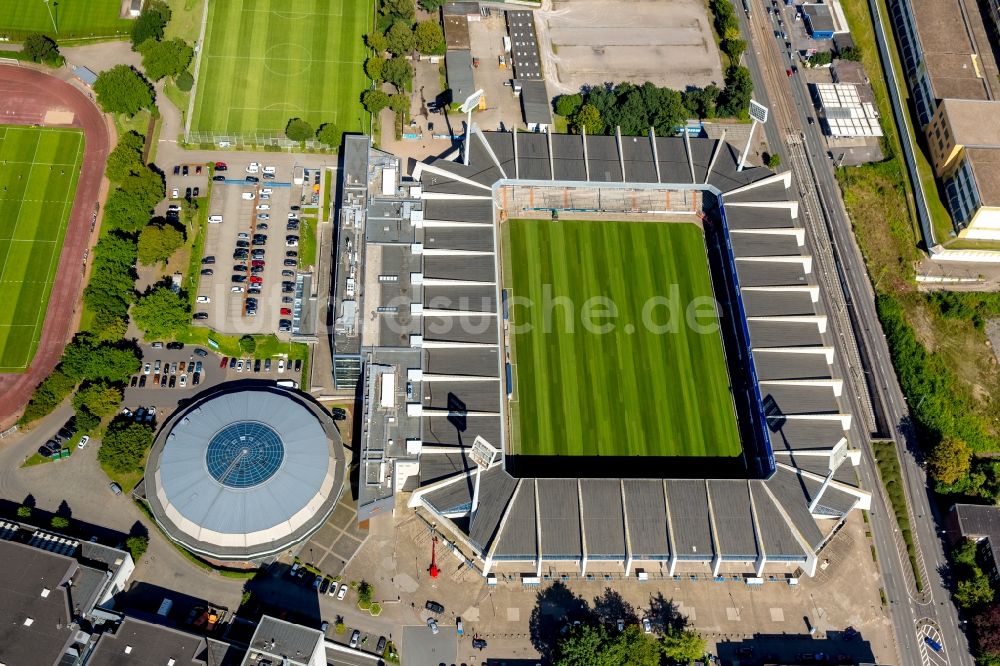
{"left": 554, "top": 93, "right": 583, "bottom": 117}
{"left": 808, "top": 50, "right": 833, "bottom": 67}
{"left": 721, "top": 36, "right": 746, "bottom": 63}
{"left": 131, "top": 0, "right": 171, "bottom": 49}
{"left": 17, "top": 505, "right": 32, "bottom": 518}
{"left": 362, "top": 89, "right": 390, "bottom": 114}
{"left": 383, "top": 56, "right": 414, "bottom": 91}
{"left": 386, "top": 21, "right": 416, "bottom": 56}
{"left": 365, "top": 31, "right": 389, "bottom": 54}
{"left": 98, "top": 420, "right": 153, "bottom": 473}
{"left": 285, "top": 117, "right": 314, "bottom": 142}
{"left": 50, "top": 516, "right": 70, "bottom": 530}
{"left": 20, "top": 369, "right": 77, "bottom": 424}
{"left": 555, "top": 625, "right": 661, "bottom": 666}
{"left": 72, "top": 382, "right": 123, "bottom": 418}
{"left": 105, "top": 131, "right": 146, "bottom": 183}
{"left": 139, "top": 38, "right": 194, "bottom": 81}
{"left": 239, "top": 335, "right": 257, "bottom": 355}
{"left": 85, "top": 232, "right": 138, "bottom": 319}
{"left": 682, "top": 85, "right": 720, "bottom": 119}
{"left": 839, "top": 46, "right": 862, "bottom": 61}
{"left": 957, "top": 573, "right": 995, "bottom": 610}
{"left": 60, "top": 334, "right": 140, "bottom": 383}
{"left": 380, "top": 0, "right": 415, "bottom": 21}
{"left": 175, "top": 69, "right": 194, "bottom": 91}
{"left": 388, "top": 93, "right": 409, "bottom": 115}
{"left": 929, "top": 437, "right": 973, "bottom": 486}
{"left": 126, "top": 535, "right": 149, "bottom": 560}
{"left": 132, "top": 287, "right": 190, "bottom": 340}
{"left": 573, "top": 104, "right": 604, "bottom": 135}
{"left": 357, "top": 580, "right": 374, "bottom": 604}
{"left": 767, "top": 153, "right": 781, "bottom": 169}
{"left": 365, "top": 56, "right": 385, "bottom": 82}
{"left": 717, "top": 65, "right": 753, "bottom": 118}
{"left": 316, "top": 123, "right": 343, "bottom": 149}
{"left": 419, "top": 0, "right": 446, "bottom": 10}
{"left": 138, "top": 223, "right": 185, "bottom": 265}
{"left": 74, "top": 407, "right": 101, "bottom": 435}
{"left": 414, "top": 19, "right": 444, "bottom": 54}
{"left": 92, "top": 311, "right": 129, "bottom": 343}
{"left": 22, "top": 34, "right": 60, "bottom": 65}
{"left": 974, "top": 603, "right": 1000, "bottom": 656}
{"left": 94, "top": 65, "right": 154, "bottom": 117}
{"left": 661, "top": 628, "right": 706, "bottom": 663}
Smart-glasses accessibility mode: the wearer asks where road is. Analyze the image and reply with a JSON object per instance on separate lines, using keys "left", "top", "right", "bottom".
{"left": 737, "top": 2, "right": 973, "bottom": 665}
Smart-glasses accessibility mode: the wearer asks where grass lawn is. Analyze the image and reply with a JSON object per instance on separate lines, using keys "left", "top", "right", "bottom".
{"left": 872, "top": 440, "right": 924, "bottom": 591}
{"left": 0, "top": 0, "right": 132, "bottom": 39}
{"left": 0, "top": 126, "right": 84, "bottom": 372}
{"left": 297, "top": 215, "right": 317, "bottom": 270}
{"left": 503, "top": 219, "right": 741, "bottom": 458}
{"left": 189, "top": 0, "right": 372, "bottom": 136}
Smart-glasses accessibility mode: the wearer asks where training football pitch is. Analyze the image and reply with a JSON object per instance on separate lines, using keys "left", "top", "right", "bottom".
{"left": 0, "top": 126, "right": 83, "bottom": 373}
{"left": 190, "top": 0, "right": 371, "bottom": 137}
{"left": 0, "top": 0, "right": 132, "bottom": 38}
{"left": 504, "top": 219, "right": 742, "bottom": 459}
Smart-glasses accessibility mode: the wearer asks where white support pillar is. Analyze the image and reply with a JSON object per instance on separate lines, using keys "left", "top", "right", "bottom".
{"left": 513, "top": 126, "right": 519, "bottom": 179}
{"left": 649, "top": 127, "right": 661, "bottom": 183}
{"left": 746, "top": 314, "right": 828, "bottom": 333}
{"left": 705, "top": 130, "right": 726, "bottom": 184}
{"left": 759, "top": 378, "right": 844, "bottom": 397}
{"left": 582, "top": 126, "right": 590, "bottom": 182}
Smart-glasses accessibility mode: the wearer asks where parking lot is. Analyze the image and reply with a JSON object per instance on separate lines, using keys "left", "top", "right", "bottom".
{"left": 197, "top": 161, "right": 302, "bottom": 336}
{"left": 167, "top": 162, "right": 210, "bottom": 202}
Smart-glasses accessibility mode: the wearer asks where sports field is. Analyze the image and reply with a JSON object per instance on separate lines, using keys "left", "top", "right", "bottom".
{"left": 504, "top": 219, "right": 742, "bottom": 459}
{"left": 0, "top": 126, "right": 83, "bottom": 372}
{"left": 189, "top": 0, "right": 371, "bottom": 137}
{"left": 0, "top": 0, "right": 132, "bottom": 39}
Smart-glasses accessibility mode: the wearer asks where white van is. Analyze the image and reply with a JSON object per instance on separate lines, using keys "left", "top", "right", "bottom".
{"left": 246, "top": 162, "right": 260, "bottom": 173}
{"left": 208, "top": 215, "right": 223, "bottom": 223}
{"left": 241, "top": 192, "right": 255, "bottom": 200}
{"left": 262, "top": 165, "right": 276, "bottom": 175}
{"left": 276, "top": 379, "right": 298, "bottom": 388}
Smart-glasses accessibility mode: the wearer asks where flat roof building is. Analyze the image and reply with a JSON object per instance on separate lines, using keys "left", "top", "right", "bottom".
{"left": 519, "top": 79, "right": 552, "bottom": 132}
{"left": 241, "top": 616, "right": 325, "bottom": 666}
{"left": 803, "top": 4, "right": 837, "bottom": 39}
{"left": 814, "top": 83, "right": 884, "bottom": 137}
{"left": 445, "top": 50, "right": 475, "bottom": 103}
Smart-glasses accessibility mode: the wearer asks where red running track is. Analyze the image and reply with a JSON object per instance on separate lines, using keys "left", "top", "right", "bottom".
{"left": 0, "top": 65, "right": 110, "bottom": 429}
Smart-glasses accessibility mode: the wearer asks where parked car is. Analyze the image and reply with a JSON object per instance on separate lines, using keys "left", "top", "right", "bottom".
{"left": 472, "top": 637, "right": 487, "bottom": 650}
{"left": 109, "top": 482, "right": 123, "bottom": 495}
{"left": 202, "top": 256, "right": 215, "bottom": 264}
{"left": 327, "top": 582, "right": 338, "bottom": 597}
{"left": 167, "top": 342, "right": 184, "bottom": 350}
{"left": 332, "top": 407, "right": 347, "bottom": 421}
{"left": 312, "top": 575, "right": 322, "bottom": 590}
{"left": 194, "top": 348, "right": 208, "bottom": 357}
{"left": 337, "top": 584, "right": 348, "bottom": 600}
{"left": 215, "top": 162, "right": 228, "bottom": 170}
{"left": 319, "top": 578, "right": 330, "bottom": 594}
{"left": 200, "top": 268, "right": 214, "bottom": 276}
{"left": 212, "top": 175, "right": 225, "bottom": 181}
{"left": 425, "top": 600, "right": 445, "bottom": 614}
{"left": 426, "top": 618, "right": 439, "bottom": 635}
{"left": 349, "top": 629, "right": 360, "bottom": 648}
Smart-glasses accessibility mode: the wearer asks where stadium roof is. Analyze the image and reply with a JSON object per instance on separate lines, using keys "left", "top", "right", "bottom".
{"left": 396, "top": 129, "right": 870, "bottom": 575}
{"left": 146, "top": 385, "right": 345, "bottom": 560}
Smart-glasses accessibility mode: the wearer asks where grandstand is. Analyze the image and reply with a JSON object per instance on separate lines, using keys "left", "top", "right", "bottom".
{"left": 335, "top": 129, "right": 870, "bottom": 579}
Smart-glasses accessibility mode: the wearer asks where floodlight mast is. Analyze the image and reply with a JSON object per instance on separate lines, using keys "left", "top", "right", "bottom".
{"left": 460, "top": 89, "right": 485, "bottom": 166}
{"left": 738, "top": 100, "right": 769, "bottom": 172}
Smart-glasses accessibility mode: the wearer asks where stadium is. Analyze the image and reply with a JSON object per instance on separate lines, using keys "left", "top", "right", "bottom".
{"left": 336, "top": 129, "right": 871, "bottom": 581}
{"left": 144, "top": 385, "right": 345, "bottom": 561}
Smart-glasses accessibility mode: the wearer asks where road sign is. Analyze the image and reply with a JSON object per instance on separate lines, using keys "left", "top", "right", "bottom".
{"left": 749, "top": 100, "right": 769, "bottom": 124}
{"left": 460, "top": 89, "right": 485, "bottom": 114}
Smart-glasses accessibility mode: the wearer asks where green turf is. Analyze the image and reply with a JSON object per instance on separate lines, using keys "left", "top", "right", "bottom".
{"left": 190, "top": 0, "right": 372, "bottom": 137}
{"left": 0, "top": 0, "right": 132, "bottom": 39}
{"left": 0, "top": 125, "right": 84, "bottom": 372}
{"left": 504, "top": 219, "right": 742, "bottom": 459}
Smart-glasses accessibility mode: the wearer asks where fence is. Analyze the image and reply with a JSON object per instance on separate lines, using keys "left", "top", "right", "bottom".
{"left": 183, "top": 130, "right": 329, "bottom": 152}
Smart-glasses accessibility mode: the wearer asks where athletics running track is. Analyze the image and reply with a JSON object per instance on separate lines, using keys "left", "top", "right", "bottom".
{"left": 0, "top": 64, "right": 110, "bottom": 429}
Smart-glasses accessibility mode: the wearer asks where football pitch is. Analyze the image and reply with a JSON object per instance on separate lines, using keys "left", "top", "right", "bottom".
{"left": 0, "top": 126, "right": 83, "bottom": 373}
{"left": 189, "top": 0, "right": 371, "bottom": 137}
{"left": 0, "top": 0, "right": 132, "bottom": 38}
{"left": 504, "top": 219, "right": 742, "bottom": 459}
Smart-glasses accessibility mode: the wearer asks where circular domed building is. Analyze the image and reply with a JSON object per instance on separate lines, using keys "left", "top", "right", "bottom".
{"left": 145, "top": 385, "right": 345, "bottom": 561}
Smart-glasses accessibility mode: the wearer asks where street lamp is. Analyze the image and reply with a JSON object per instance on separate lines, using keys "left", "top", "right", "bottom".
{"left": 43, "top": 0, "right": 58, "bottom": 34}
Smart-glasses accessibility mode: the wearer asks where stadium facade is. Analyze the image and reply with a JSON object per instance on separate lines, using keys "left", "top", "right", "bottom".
{"left": 333, "top": 129, "right": 870, "bottom": 581}
{"left": 144, "top": 385, "right": 345, "bottom": 561}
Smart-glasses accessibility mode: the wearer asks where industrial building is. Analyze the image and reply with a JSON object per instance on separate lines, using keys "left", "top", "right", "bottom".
{"left": 143, "top": 384, "right": 345, "bottom": 561}
{"left": 335, "top": 129, "right": 871, "bottom": 582}
{"left": 813, "top": 83, "right": 884, "bottom": 138}
{"left": 887, "top": 0, "right": 1000, "bottom": 237}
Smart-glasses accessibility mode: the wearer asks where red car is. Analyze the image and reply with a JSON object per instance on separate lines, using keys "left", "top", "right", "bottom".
{"left": 280, "top": 308, "right": 292, "bottom": 316}
{"left": 249, "top": 276, "right": 263, "bottom": 284}
{"left": 252, "top": 259, "right": 265, "bottom": 267}
{"left": 220, "top": 356, "right": 229, "bottom": 368}
{"left": 214, "top": 161, "right": 228, "bottom": 170}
